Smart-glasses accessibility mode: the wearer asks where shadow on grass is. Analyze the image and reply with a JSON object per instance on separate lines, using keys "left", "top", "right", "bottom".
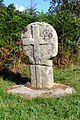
{"left": 0, "top": 68, "right": 30, "bottom": 85}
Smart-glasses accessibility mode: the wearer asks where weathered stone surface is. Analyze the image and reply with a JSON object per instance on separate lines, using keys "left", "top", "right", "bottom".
{"left": 30, "top": 65, "right": 53, "bottom": 88}
{"left": 21, "top": 22, "right": 58, "bottom": 88}
{"left": 8, "top": 84, "right": 75, "bottom": 98}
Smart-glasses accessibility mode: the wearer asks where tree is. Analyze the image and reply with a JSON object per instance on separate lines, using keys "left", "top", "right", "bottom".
{"left": 53, "top": 10, "right": 80, "bottom": 57}
{"left": 0, "top": 0, "right": 4, "bottom": 5}
{"left": 26, "top": 0, "right": 37, "bottom": 15}
{"left": 47, "top": 0, "right": 80, "bottom": 15}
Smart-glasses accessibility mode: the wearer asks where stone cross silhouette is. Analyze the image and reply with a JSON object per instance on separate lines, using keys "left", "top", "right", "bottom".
{"left": 21, "top": 22, "right": 58, "bottom": 89}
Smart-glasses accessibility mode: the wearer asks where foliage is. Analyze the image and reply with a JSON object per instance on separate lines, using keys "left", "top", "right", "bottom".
{"left": 0, "top": 2, "right": 80, "bottom": 68}
{"left": 54, "top": 10, "right": 80, "bottom": 53}
{"left": 48, "top": 0, "right": 80, "bottom": 15}
{"left": 0, "top": 3, "right": 39, "bottom": 68}
{"left": 0, "top": 0, "right": 4, "bottom": 5}
{"left": 0, "top": 2, "right": 80, "bottom": 119}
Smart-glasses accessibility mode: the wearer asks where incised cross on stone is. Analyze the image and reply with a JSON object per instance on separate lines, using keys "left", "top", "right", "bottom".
{"left": 21, "top": 22, "right": 58, "bottom": 89}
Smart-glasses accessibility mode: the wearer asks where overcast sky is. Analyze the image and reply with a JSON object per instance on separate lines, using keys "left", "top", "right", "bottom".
{"left": 4, "top": 0, "right": 50, "bottom": 12}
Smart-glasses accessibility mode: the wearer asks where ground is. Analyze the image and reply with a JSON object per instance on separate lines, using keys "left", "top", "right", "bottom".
{"left": 0, "top": 64, "right": 80, "bottom": 120}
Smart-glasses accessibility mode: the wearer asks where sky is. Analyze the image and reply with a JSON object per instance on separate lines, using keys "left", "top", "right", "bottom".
{"left": 4, "top": 0, "right": 50, "bottom": 12}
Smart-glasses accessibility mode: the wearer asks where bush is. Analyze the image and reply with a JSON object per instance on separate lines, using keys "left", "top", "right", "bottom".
{"left": 0, "top": 4, "right": 80, "bottom": 68}
{"left": 53, "top": 10, "right": 80, "bottom": 64}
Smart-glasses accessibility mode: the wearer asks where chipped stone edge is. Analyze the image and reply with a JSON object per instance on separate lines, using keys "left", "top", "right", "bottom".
{"left": 8, "top": 83, "right": 76, "bottom": 98}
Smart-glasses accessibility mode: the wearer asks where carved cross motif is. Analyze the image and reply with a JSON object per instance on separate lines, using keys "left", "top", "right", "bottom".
{"left": 21, "top": 22, "right": 58, "bottom": 89}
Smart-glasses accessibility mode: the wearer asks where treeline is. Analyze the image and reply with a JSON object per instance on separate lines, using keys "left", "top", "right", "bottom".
{"left": 0, "top": 1, "right": 80, "bottom": 69}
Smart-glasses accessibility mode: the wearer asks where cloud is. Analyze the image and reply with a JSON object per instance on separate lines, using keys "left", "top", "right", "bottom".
{"left": 16, "top": 5, "right": 25, "bottom": 12}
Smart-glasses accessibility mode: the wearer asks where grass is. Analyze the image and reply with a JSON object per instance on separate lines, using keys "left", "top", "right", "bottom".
{"left": 0, "top": 64, "right": 80, "bottom": 120}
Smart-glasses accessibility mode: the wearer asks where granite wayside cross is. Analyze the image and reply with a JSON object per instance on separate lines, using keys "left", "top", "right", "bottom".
{"left": 21, "top": 22, "right": 58, "bottom": 89}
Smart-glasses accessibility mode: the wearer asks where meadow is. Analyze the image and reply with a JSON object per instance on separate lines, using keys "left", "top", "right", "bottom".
{"left": 0, "top": 64, "right": 80, "bottom": 120}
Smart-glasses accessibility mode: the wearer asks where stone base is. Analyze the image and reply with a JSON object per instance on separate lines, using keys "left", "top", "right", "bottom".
{"left": 8, "top": 83, "right": 75, "bottom": 99}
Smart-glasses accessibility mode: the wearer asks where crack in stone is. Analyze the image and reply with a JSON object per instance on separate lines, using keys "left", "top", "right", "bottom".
{"left": 31, "top": 64, "right": 52, "bottom": 67}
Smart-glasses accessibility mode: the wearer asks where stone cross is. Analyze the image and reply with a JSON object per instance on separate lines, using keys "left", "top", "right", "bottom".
{"left": 21, "top": 22, "right": 58, "bottom": 89}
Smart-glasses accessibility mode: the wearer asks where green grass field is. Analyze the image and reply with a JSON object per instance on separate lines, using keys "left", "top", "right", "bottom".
{"left": 0, "top": 64, "right": 80, "bottom": 120}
